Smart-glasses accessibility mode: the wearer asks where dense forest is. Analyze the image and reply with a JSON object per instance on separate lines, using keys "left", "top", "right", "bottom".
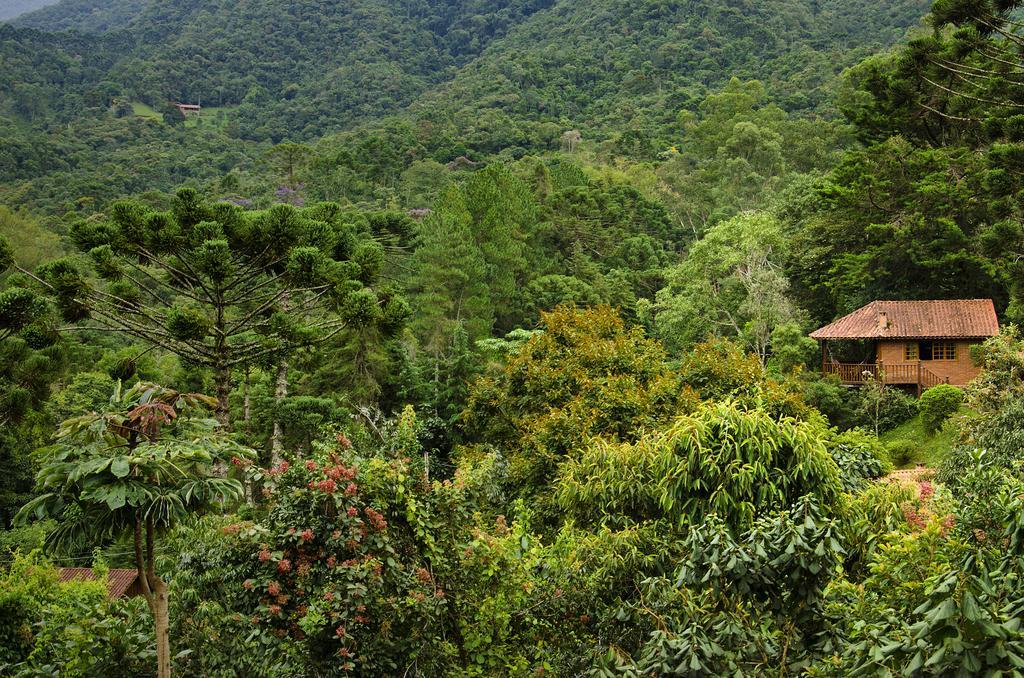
{"left": 3, "top": 0, "right": 1024, "bottom": 675}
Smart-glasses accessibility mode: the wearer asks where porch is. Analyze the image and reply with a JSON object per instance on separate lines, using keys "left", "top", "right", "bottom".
{"left": 822, "top": 361, "right": 950, "bottom": 394}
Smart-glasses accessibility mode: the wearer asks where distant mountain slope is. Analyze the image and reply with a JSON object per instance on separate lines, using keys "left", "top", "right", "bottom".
{"left": 0, "top": 0, "right": 57, "bottom": 22}
{"left": 13, "top": 0, "right": 147, "bottom": 33}
{"left": 404, "top": 0, "right": 932, "bottom": 148}
{"left": 105, "top": 0, "right": 555, "bottom": 140}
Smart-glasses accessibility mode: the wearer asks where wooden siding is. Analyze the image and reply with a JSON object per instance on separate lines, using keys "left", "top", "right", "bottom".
{"left": 876, "top": 340, "right": 980, "bottom": 386}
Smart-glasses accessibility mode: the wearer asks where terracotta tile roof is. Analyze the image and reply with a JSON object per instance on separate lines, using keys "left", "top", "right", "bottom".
{"left": 58, "top": 567, "right": 140, "bottom": 598}
{"left": 810, "top": 299, "right": 999, "bottom": 340}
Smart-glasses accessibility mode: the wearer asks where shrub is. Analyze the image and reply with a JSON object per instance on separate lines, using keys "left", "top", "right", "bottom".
{"left": 557, "top": 401, "right": 842, "bottom": 531}
{"left": 855, "top": 384, "right": 918, "bottom": 434}
{"left": 886, "top": 440, "right": 916, "bottom": 468}
{"left": 919, "top": 384, "right": 964, "bottom": 432}
{"left": 937, "top": 394, "right": 1024, "bottom": 490}
{"left": 802, "top": 375, "right": 861, "bottom": 430}
{"left": 0, "top": 552, "right": 152, "bottom": 675}
{"left": 829, "top": 428, "right": 891, "bottom": 491}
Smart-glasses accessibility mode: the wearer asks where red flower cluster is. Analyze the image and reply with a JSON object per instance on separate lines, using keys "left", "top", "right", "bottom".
{"left": 335, "top": 625, "right": 347, "bottom": 638}
{"left": 918, "top": 480, "right": 935, "bottom": 500}
{"left": 269, "top": 604, "right": 281, "bottom": 616}
{"left": 326, "top": 555, "right": 337, "bottom": 567}
{"left": 324, "top": 591, "right": 335, "bottom": 602}
{"left": 243, "top": 579, "right": 254, "bottom": 590}
{"left": 268, "top": 581, "right": 281, "bottom": 596}
{"left": 305, "top": 460, "right": 318, "bottom": 471}
{"left": 277, "top": 559, "right": 292, "bottom": 573}
{"left": 258, "top": 549, "right": 272, "bottom": 562}
{"left": 222, "top": 523, "right": 241, "bottom": 535}
{"left": 345, "top": 482, "right": 358, "bottom": 496}
{"left": 347, "top": 506, "right": 358, "bottom": 518}
{"left": 300, "top": 528, "right": 314, "bottom": 542}
{"left": 336, "top": 432, "right": 352, "bottom": 450}
{"left": 326, "top": 464, "right": 357, "bottom": 481}
{"left": 364, "top": 507, "right": 387, "bottom": 531}
{"left": 415, "top": 567, "right": 432, "bottom": 583}
{"left": 265, "top": 460, "right": 290, "bottom": 477}
{"left": 316, "top": 479, "right": 337, "bottom": 494}
{"left": 231, "top": 455, "right": 251, "bottom": 468}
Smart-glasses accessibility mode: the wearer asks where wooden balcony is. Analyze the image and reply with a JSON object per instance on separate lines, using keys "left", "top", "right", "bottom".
{"left": 822, "top": 362, "right": 950, "bottom": 393}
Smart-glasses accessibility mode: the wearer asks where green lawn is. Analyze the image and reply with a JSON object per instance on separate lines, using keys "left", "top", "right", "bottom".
{"left": 131, "top": 102, "right": 162, "bottom": 120}
{"left": 880, "top": 413, "right": 958, "bottom": 469}
{"left": 183, "top": 106, "right": 234, "bottom": 129}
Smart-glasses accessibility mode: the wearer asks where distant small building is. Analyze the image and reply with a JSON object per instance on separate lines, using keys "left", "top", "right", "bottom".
{"left": 58, "top": 567, "right": 144, "bottom": 599}
{"left": 174, "top": 103, "right": 202, "bottom": 117}
{"left": 810, "top": 299, "right": 999, "bottom": 394}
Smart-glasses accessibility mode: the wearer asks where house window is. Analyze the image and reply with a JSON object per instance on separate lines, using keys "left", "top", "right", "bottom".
{"left": 933, "top": 341, "right": 956, "bottom": 360}
{"left": 904, "top": 343, "right": 919, "bottom": 361}
{"left": 918, "top": 341, "right": 956, "bottom": 361}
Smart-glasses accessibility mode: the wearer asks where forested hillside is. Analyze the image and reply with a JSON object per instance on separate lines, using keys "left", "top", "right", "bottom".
{"left": 5, "top": 0, "right": 1024, "bottom": 675}
{"left": 0, "top": 0, "right": 928, "bottom": 212}
{"left": 11, "top": 0, "right": 147, "bottom": 33}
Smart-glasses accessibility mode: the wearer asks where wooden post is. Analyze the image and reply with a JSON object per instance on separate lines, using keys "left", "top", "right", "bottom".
{"left": 916, "top": 363, "right": 922, "bottom": 398}
{"left": 820, "top": 340, "right": 826, "bottom": 375}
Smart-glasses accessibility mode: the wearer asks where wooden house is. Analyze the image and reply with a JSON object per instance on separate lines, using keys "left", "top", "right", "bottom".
{"left": 58, "top": 567, "right": 144, "bottom": 599}
{"left": 174, "top": 103, "right": 202, "bottom": 117}
{"left": 810, "top": 299, "right": 999, "bottom": 394}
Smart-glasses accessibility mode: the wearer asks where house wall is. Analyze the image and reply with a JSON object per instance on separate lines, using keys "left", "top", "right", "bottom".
{"left": 876, "top": 340, "right": 982, "bottom": 386}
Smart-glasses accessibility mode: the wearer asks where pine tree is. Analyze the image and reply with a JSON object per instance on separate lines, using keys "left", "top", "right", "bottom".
{"left": 408, "top": 186, "right": 493, "bottom": 352}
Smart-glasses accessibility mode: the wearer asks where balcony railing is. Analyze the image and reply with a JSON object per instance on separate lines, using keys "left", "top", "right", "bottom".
{"left": 822, "top": 362, "right": 950, "bottom": 392}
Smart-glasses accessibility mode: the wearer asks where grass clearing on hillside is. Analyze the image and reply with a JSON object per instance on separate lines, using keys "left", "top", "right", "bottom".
{"left": 183, "top": 106, "right": 234, "bottom": 129}
{"left": 131, "top": 102, "right": 162, "bottom": 120}
{"left": 881, "top": 413, "right": 958, "bottom": 469}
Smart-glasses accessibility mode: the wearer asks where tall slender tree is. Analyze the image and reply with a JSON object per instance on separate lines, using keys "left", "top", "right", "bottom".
{"left": 20, "top": 190, "right": 406, "bottom": 426}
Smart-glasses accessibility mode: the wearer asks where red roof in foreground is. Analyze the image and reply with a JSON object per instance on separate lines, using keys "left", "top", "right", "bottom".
{"left": 58, "top": 567, "right": 140, "bottom": 598}
{"left": 810, "top": 299, "right": 999, "bottom": 340}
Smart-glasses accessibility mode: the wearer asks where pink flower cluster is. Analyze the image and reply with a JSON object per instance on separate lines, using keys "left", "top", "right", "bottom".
{"left": 902, "top": 505, "right": 927, "bottom": 530}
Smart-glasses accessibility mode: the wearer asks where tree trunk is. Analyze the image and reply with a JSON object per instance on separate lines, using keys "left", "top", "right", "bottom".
{"left": 153, "top": 577, "right": 171, "bottom": 678}
{"left": 214, "top": 360, "right": 231, "bottom": 428}
{"left": 135, "top": 518, "right": 172, "bottom": 678}
{"left": 270, "top": 357, "right": 289, "bottom": 463}
{"left": 243, "top": 365, "right": 251, "bottom": 432}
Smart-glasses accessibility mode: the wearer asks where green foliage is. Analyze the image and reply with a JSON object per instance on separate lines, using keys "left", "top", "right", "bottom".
{"left": 557, "top": 401, "right": 841, "bottom": 531}
{"left": 919, "top": 384, "right": 964, "bottom": 433}
{"left": 596, "top": 496, "right": 847, "bottom": 675}
{"left": 0, "top": 551, "right": 153, "bottom": 675}
{"left": 17, "top": 381, "right": 252, "bottom": 550}
{"left": 678, "top": 338, "right": 811, "bottom": 420}
{"left": 829, "top": 428, "right": 891, "bottom": 492}
{"left": 463, "top": 305, "right": 688, "bottom": 516}
{"left": 654, "top": 211, "right": 803, "bottom": 361}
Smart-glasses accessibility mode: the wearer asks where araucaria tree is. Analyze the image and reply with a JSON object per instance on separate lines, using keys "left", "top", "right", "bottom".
{"left": 16, "top": 382, "right": 254, "bottom": 678}
{"left": 24, "top": 189, "right": 406, "bottom": 424}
